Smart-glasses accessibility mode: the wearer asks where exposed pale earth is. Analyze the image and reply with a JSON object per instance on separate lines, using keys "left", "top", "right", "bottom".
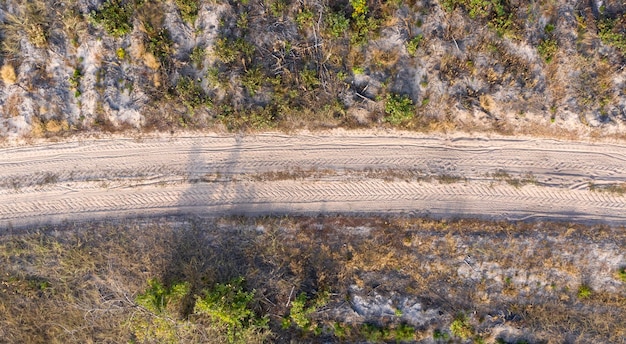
{"left": 1, "top": 131, "right": 625, "bottom": 228}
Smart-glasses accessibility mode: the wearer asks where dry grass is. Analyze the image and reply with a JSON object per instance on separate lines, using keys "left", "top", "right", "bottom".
{"left": 0, "top": 216, "right": 623, "bottom": 343}
{"left": 0, "top": 64, "right": 17, "bottom": 85}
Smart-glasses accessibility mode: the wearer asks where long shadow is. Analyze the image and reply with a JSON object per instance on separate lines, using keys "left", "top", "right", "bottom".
{"left": 176, "top": 134, "right": 265, "bottom": 217}
{"left": 159, "top": 134, "right": 263, "bottom": 312}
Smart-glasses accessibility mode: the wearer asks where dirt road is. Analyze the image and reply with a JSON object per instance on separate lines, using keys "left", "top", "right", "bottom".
{"left": 1, "top": 132, "right": 625, "bottom": 228}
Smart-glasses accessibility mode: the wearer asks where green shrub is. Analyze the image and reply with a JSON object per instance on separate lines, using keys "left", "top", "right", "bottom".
{"left": 215, "top": 38, "right": 255, "bottom": 64}
{"left": 135, "top": 278, "right": 190, "bottom": 314}
{"left": 194, "top": 277, "right": 269, "bottom": 343}
{"left": 450, "top": 313, "right": 473, "bottom": 340}
{"left": 175, "top": 0, "right": 199, "bottom": 24}
{"left": 433, "top": 329, "right": 450, "bottom": 341}
{"left": 618, "top": 267, "right": 626, "bottom": 282}
{"left": 598, "top": 18, "right": 626, "bottom": 54}
{"left": 69, "top": 67, "right": 82, "bottom": 90}
{"left": 577, "top": 284, "right": 592, "bottom": 299}
{"left": 296, "top": 9, "right": 315, "bottom": 30}
{"left": 538, "top": 39, "right": 558, "bottom": 63}
{"left": 190, "top": 46, "right": 205, "bottom": 69}
{"left": 349, "top": 0, "right": 379, "bottom": 46}
{"left": 175, "top": 76, "right": 210, "bottom": 112}
{"left": 384, "top": 93, "right": 415, "bottom": 125}
{"left": 406, "top": 34, "right": 423, "bottom": 57}
{"left": 299, "top": 68, "right": 320, "bottom": 90}
{"left": 325, "top": 10, "right": 350, "bottom": 38}
{"left": 242, "top": 67, "right": 265, "bottom": 96}
{"left": 90, "top": 0, "right": 134, "bottom": 37}
{"left": 285, "top": 291, "right": 330, "bottom": 332}
{"left": 394, "top": 323, "right": 415, "bottom": 341}
{"left": 289, "top": 293, "right": 313, "bottom": 329}
{"left": 146, "top": 26, "right": 173, "bottom": 64}
{"left": 360, "top": 323, "right": 389, "bottom": 342}
{"left": 442, "top": 0, "right": 515, "bottom": 37}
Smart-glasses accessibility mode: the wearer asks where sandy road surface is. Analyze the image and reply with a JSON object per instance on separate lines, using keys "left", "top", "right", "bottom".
{"left": 1, "top": 132, "right": 625, "bottom": 228}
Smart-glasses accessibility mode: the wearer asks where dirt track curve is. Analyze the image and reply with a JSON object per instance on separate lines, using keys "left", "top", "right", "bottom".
{"left": 1, "top": 132, "right": 625, "bottom": 228}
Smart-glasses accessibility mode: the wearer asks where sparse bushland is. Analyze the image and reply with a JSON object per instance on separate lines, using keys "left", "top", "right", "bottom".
{"left": 1, "top": 0, "right": 626, "bottom": 137}
{"left": 90, "top": 0, "right": 134, "bottom": 37}
{"left": 0, "top": 216, "right": 624, "bottom": 343}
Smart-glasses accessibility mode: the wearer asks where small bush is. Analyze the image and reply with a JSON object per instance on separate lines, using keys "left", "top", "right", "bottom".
{"left": 450, "top": 313, "right": 473, "bottom": 340}
{"left": 538, "top": 39, "right": 558, "bottom": 63}
{"left": 194, "top": 277, "right": 269, "bottom": 343}
{"left": 324, "top": 10, "right": 350, "bottom": 38}
{"left": 146, "top": 27, "right": 173, "bottom": 64}
{"left": 360, "top": 323, "right": 389, "bottom": 342}
{"left": 299, "top": 68, "right": 320, "bottom": 90}
{"left": 242, "top": 67, "right": 265, "bottom": 96}
{"left": 577, "top": 284, "right": 592, "bottom": 299}
{"left": 433, "top": 329, "right": 450, "bottom": 341}
{"left": 90, "top": 0, "right": 134, "bottom": 37}
{"left": 443, "top": 0, "right": 515, "bottom": 37}
{"left": 394, "top": 323, "right": 415, "bottom": 341}
{"left": 598, "top": 18, "right": 626, "bottom": 54}
{"left": 135, "top": 278, "right": 190, "bottom": 314}
{"left": 296, "top": 8, "right": 315, "bottom": 30}
{"left": 406, "top": 34, "right": 423, "bottom": 57}
{"left": 175, "top": 76, "right": 210, "bottom": 112}
{"left": 384, "top": 93, "right": 415, "bottom": 125}
{"left": 175, "top": 0, "right": 199, "bottom": 25}
{"left": 349, "top": 0, "right": 379, "bottom": 46}
{"left": 215, "top": 38, "right": 255, "bottom": 64}
{"left": 116, "top": 47, "right": 126, "bottom": 59}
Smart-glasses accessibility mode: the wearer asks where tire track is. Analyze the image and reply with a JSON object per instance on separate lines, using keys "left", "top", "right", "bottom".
{"left": 1, "top": 133, "right": 626, "bottom": 227}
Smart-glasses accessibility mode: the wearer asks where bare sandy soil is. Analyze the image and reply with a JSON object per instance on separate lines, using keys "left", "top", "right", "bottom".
{"left": 1, "top": 130, "right": 625, "bottom": 228}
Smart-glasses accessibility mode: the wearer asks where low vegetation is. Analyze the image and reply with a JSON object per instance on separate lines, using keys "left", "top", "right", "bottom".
{"left": 0, "top": 216, "right": 624, "bottom": 343}
{"left": 0, "top": 0, "right": 625, "bottom": 137}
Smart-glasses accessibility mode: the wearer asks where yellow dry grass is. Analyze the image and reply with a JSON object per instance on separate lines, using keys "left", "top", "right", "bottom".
{"left": 0, "top": 216, "right": 624, "bottom": 343}
{"left": 0, "top": 64, "right": 17, "bottom": 85}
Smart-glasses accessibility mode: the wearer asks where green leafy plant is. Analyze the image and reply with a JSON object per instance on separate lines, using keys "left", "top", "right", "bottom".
{"left": 299, "top": 68, "right": 320, "bottom": 90}
{"left": 296, "top": 9, "right": 315, "bottom": 30}
{"left": 450, "top": 313, "right": 473, "bottom": 340}
{"left": 90, "top": 0, "right": 134, "bottom": 37}
{"left": 577, "top": 284, "right": 592, "bottom": 299}
{"left": 70, "top": 66, "right": 82, "bottom": 97}
{"left": 442, "top": 0, "right": 515, "bottom": 37}
{"left": 146, "top": 26, "right": 173, "bottom": 64}
{"left": 175, "top": 76, "right": 210, "bottom": 112}
{"left": 618, "top": 267, "right": 626, "bottom": 282}
{"left": 190, "top": 46, "right": 205, "bottom": 69}
{"left": 269, "top": 0, "right": 288, "bottom": 18}
{"left": 538, "top": 39, "right": 558, "bottom": 63}
{"left": 384, "top": 93, "right": 415, "bottom": 125}
{"left": 598, "top": 18, "right": 626, "bottom": 54}
{"left": 242, "top": 67, "right": 265, "bottom": 96}
{"left": 236, "top": 11, "right": 249, "bottom": 30}
{"left": 433, "top": 329, "right": 450, "bottom": 341}
{"left": 324, "top": 10, "right": 350, "bottom": 38}
{"left": 285, "top": 291, "right": 329, "bottom": 332}
{"left": 194, "top": 277, "right": 269, "bottom": 343}
{"left": 394, "top": 323, "right": 415, "bottom": 341}
{"left": 175, "top": 0, "right": 199, "bottom": 25}
{"left": 136, "top": 278, "right": 190, "bottom": 314}
{"left": 116, "top": 47, "right": 126, "bottom": 59}
{"left": 349, "top": 0, "right": 379, "bottom": 46}
{"left": 214, "top": 38, "right": 255, "bottom": 64}
{"left": 360, "top": 323, "right": 389, "bottom": 342}
{"left": 406, "top": 34, "right": 423, "bottom": 57}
